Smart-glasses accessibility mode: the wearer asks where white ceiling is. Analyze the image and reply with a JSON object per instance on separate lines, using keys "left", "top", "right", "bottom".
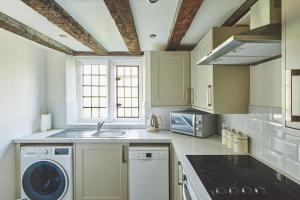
{"left": 55, "top": 0, "right": 128, "bottom": 52}
{"left": 1, "top": 0, "right": 249, "bottom": 52}
{"left": 0, "top": 0, "right": 91, "bottom": 51}
{"left": 181, "top": 0, "right": 245, "bottom": 46}
{"left": 129, "top": 0, "right": 180, "bottom": 51}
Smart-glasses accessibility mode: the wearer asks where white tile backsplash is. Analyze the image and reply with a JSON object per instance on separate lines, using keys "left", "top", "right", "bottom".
{"left": 219, "top": 105, "right": 300, "bottom": 181}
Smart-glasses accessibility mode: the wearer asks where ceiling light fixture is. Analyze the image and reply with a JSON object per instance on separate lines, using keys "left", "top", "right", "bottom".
{"left": 59, "top": 34, "right": 68, "bottom": 38}
{"left": 147, "top": 0, "right": 159, "bottom": 4}
{"left": 149, "top": 34, "right": 157, "bottom": 38}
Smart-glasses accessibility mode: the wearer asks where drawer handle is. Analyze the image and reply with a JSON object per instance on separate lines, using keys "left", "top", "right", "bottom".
{"left": 177, "top": 161, "right": 183, "bottom": 185}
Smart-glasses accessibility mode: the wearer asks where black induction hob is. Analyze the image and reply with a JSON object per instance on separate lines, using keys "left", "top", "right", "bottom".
{"left": 186, "top": 155, "right": 300, "bottom": 200}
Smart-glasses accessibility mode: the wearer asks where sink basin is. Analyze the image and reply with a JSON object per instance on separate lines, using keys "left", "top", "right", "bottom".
{"left": 92, "top": 130, "right": 127, "bottom": 138}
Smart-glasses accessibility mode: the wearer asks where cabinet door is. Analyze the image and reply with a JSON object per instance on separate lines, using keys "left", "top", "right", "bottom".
{"left": 285, "top": 0, "right": 300, "bottom": 70}
{"left": 151, "top": 51, "right": 191, "bottom": 106}
{"left": 75, "top": 144, "right": 128, "bottom": 200}
{"left": 198, "top": 65, "right": 213, "bottom": 111}
{"left": 191, "top": 48, "right": 201, "bottom": 107}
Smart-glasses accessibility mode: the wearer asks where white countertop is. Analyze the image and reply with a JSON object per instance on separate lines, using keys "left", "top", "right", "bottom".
{"left": 14, "top": 129, "right": 238, "bottom": 200}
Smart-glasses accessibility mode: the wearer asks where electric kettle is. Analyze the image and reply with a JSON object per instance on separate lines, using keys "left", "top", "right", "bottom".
{"left": 147, "top": 113, "right": 159, "bottom": 132}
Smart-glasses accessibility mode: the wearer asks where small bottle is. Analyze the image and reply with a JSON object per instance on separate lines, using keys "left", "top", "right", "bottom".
{"left": 221, "top": 124, "right": 228, "bottom": 146}
{"left": 226, "top": 129, "right": 234, "bottom": 149}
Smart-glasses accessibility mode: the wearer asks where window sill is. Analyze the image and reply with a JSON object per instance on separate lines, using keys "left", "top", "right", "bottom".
{"left": 66, "top": 122, "right": 147, "bottom": 129}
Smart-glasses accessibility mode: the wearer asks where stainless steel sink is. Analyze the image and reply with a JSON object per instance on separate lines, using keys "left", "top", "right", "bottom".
{"left": 92, "top": 129, "right": 127, "bottom": 138}
{"left": 48, "top": 129, "right": 127, "bottom": 138}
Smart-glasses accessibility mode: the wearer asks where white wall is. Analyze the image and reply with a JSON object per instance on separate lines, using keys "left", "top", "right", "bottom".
{"left": 0, "top": 29, "right": 47, "bottom": 200}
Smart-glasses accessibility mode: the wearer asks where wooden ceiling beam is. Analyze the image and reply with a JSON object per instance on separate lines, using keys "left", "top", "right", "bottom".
{"left": 0, "top": 11, "right": 74, "bottom": 55}
{"left": 21, "top": 0, "right": 107, "bottom": 55}
{"left": 74, "top": 51, "right": 144, "bottom": 57}
{"left": 222, "top": 0, "right": 258, "bottom": 26}
{"left": 166, "top": 0, "right": 204, "bottom": 51}
{"left": 104, "top": 0, "right": 141, "bottom": 55}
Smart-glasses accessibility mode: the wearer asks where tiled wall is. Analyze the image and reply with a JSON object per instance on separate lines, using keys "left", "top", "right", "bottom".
{"left": 219, "top": 106, "right": 300, "bottom": 181}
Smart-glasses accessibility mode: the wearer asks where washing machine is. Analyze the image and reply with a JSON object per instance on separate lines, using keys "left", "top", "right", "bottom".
{"left": 21, "top": 145, "right": 73, "bottom": 200}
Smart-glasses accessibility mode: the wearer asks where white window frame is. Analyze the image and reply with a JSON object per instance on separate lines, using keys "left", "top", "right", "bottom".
{"left": 76, "top": 57, "right": 144, "bottom": 124}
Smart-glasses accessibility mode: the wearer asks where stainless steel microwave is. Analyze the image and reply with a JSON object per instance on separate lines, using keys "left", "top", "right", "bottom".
{"left": 170, "top": 110, "right": 216, "bottom": 138}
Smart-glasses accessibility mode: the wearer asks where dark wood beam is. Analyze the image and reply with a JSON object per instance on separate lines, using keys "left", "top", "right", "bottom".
{"left": 104, "top": 0, "right": 141, "bottom": 55}
{"left": 0, "top": 11, "right": 74, "bottom": 55}
{"left": 222, "top": 0, "right": 258, "bottom": 26}
{"left": 166, "top": 0, "right": 204, "bottom": 51}
{"left": 21, "top": 0, "right": 107, "bottom": 55}
{"left": 74, "top": 51, "right": 144, "bottom": 57}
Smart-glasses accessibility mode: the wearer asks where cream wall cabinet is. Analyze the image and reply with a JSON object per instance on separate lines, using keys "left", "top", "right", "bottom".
{"left": 283, "top": 0, "right": 300, "bottom": 131}
{"left": 150, "top": 51, "right": 191, "bottom": 106}
{"left": 191, "top": 27, "right": 250, "bottom": 114}
{"left": 75, "top": 143, "right": 128, "bottom": 200}
{"left": 250, "top": 58, "right": 282, "bottom": 107}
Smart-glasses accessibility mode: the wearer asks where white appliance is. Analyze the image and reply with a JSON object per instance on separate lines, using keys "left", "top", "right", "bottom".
{"left": 21, "top": 146, "right": 73, "bottom": 200}
{"left": 129, "top": 146, "right": 169, "bottom": 200}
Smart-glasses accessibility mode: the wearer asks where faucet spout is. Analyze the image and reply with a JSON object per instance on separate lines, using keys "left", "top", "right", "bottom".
{"left": 97, "top": 121, "right": 105, "bottom": 132}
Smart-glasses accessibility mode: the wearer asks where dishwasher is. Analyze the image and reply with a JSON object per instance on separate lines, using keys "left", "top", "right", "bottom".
{"left": 129, "top": 146, "right": 169, "bottom": 200}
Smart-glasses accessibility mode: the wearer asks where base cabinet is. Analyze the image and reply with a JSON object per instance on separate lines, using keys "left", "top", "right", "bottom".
{"left": 75, "top": 144, "right": 128, "bottom": 200}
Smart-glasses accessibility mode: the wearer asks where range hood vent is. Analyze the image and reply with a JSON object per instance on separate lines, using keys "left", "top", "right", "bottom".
{"left": 197, "top": 24, "right": 281, "bottom": 66}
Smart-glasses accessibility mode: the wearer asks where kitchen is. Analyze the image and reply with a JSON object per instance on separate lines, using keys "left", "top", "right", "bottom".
{"left": 1, "top": 0, "right": 300, "bottom": 200}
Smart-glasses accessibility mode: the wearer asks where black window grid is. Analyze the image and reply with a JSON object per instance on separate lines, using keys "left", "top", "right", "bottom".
{"left": 116, "top": 65, "right": 139, "bottom": 118}
{"left": 82, "top": 64, "right": 107, "bottom": 119}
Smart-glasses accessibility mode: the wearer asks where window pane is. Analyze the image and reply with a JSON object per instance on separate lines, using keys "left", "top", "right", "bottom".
{"left": 83, "top": 108, "right": 91, "bottom": 118}
{"left": 83, "top": 86, "right": 91, "bottom": 96}
{"left": 92, "top": 108, "right": 99, "bottom": 118}
{"left": 125, "top": 98, "right": 131, "bottom": 107}
{"left": 92, "top": 87, "right": 99, "bottom": 96}
{"left": 99, "top": 65, "right": 107, "bottom": 75}
{"left": 92, "top": 65, "right": 99, "bottom": 75}
{"left": 83, "top": 75, "right": 91, "bottom": 85}
{"left": 83, "top": 97, "right": 91, "bottom": 107}
{"left": 132, "top": 98, "right": 138, "bottom": 107}
{"left": 83, "top": 64, "right": 91, "bottom": 74}
{"left": 132, "top": 87, "right": 138, "bottom": 97}
{"left": 99, "top": 76, "right": 106, "bottom": 86}
{"left": 92, "top": 76, "right": 99, "bottom": 85}
{"left": 100, "top": 97, "right": 107, "bottom": 107}
{"left": 132, "top": 77, "right": 138, "bottom": 87}
{"left": 125, "top": 88, "right": 131, "bottom": 97}
{"left": 116, "top": 65, "right": 140, "bottom": 118}
{"left": 92, "top": 97, "right": 99, "bottom": 107}
{"left": 100, "top": 87, "right": 107, "bottom": 96}
{"left": 100, "top": 109, "right": 107, "bottom": 118}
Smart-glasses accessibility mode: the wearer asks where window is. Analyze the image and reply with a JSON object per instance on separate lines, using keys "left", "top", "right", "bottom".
{"left": 82, "top": 64, "right": 108, "bottom": 119}
{"left": 77, "top": 58, "right": 144, "bottom": 124}
{"left": 116, "top": 66, "right": 139, "bottom": 118}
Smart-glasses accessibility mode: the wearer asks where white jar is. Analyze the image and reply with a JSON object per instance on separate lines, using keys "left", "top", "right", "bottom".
{"left": 233, "top": 133, "right": 248, "bottom": 154}
{"left": 221, "top": 128, "right": 228, "bottom": 145}
{"left": 226, "top": 130, "right": 234, "bottom": 149}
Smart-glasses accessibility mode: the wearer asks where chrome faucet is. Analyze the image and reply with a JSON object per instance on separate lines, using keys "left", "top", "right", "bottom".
{"left": 97, "top": 121, "right": 105, "bottom": 132}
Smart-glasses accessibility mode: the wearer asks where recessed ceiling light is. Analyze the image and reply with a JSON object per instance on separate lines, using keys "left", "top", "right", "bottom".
{"left": 59, "top": 34, "right": 68, "bottom": 38}
{"left": 150, "top": 34, "right": 157, "bottom": 38}
{"left": 147, "top": 0, "right": 159, "bottom": 4}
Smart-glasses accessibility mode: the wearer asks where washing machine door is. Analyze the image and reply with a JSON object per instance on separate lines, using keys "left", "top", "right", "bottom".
{"left": 22, "top": 160, "right": 68, "bottom": 200}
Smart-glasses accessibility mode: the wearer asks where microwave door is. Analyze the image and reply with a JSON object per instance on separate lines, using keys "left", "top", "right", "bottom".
{"left": 171, "top": 114, "right": 195, "bottom": 136}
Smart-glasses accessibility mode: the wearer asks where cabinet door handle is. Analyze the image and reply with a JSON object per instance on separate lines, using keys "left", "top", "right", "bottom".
{"left": 207, "top": 85, "right": 212, "bottom": 107}
{"left": 122, "top": 145, "right": 127, "bottom": 163}
{"left": 177, "top": 161, "right": 183, "bottom": 185}
{"left": 286, "top": 69, "right": 300, "bottom": 122}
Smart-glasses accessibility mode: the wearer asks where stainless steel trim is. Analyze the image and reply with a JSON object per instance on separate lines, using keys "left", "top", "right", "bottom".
{"left": 177, "top": 161, "right": 183, "bottom": 186}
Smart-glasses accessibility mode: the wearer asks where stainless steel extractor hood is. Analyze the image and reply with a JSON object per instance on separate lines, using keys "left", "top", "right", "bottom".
{"left": 197, "top": 24, "right": 281, "bottom": 66}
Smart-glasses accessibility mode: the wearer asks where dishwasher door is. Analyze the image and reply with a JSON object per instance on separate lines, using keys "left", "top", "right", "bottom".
{"left": 129, "top": 146, "right": 169, "bottom": 200}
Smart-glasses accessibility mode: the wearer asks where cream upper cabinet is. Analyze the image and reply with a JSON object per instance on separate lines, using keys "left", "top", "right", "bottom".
{"left": 191, "top": 27, "right": 250, "bottom": 114}
{"left": 75, "top": 143, "right": 128, "bottom": 200}
{"left": 250, "top": 58, "right": 282, "bottom": 107}
{"left": 283, "top": 0, "right": 300, "bottom": 131}
{"left": 151, "top": 51, "right": 191, "bottom": 106}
